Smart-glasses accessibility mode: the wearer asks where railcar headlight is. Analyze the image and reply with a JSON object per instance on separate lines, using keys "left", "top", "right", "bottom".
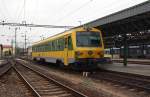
{"left": 97, "top": 52, "right": 101, "bottom": 55}
{"left": 97, "top": 51, "right": 103, "bottom": 55}
{"left": 98, "top": 51, "right": 104, "bottom": 57}
{"left": 88, "top": 50, "right": 93, "bottom": 55}
{"left": 100, "top": 54, "right": 104, "bottom": 57}
{"left": 75, "top": 51, "right": 83, "bottom": 56}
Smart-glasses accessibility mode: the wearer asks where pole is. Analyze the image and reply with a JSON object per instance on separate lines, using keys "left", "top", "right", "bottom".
{"left": 25, "top": 31, "right": 27, "bottom": 55}
{"left": 11, "top": 39, "right": 13, "bottom": 57}
{"left": 15, "top": 28, "right": 17, "bottom": 57}
{"left": 123, "top": 33, "right": 128, "bottom": 66}
{"left": 111, "top": 48, "right": 114, "bottom": 58}
{"left": 78, "top": 21, "right": 82, "bottom": 26}
{"left": 0, "top": 45, "right": 1, "bottom": 59}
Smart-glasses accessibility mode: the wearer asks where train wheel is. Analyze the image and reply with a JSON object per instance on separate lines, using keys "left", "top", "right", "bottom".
{"left": 40, "top": 58, "right": 45, "bottom": 63}
{"left": 56, "top": 60, "right": 64, "bottom": 68}
{"left": 59, "top": 62, "right": 65, "bottom": 68}
{"left": 33, "top": 58, "right": 37, "bottom": 61}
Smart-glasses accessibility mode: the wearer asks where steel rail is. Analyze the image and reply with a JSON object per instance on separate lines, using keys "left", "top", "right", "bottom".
{"left": 91, "top": 71, "right": 150, "bottom": 92}
{"left": 0, "top": 62, "right": 12, "bottom": 77}
{"left": 13, "top": 66, "right": 41, "bottom": 97}
{"left": 15, "top": 61, "right": 88, "bottom": 97}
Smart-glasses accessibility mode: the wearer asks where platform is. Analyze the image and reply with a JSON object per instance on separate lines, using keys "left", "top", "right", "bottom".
{"left": 0, "top": 60, "right": 7, "bottom": 66}
{"left": 98, "top": 63, "right": 150, "bottom": 76}
{"left": 112, "top": 58, "right": 150, "bottom": 62}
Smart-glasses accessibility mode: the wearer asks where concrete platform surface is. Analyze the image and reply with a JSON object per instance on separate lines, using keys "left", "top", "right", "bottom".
{"left": 0, "top": 60, "right": 7, "bottom": 66}
{"left": 98, "top": 63, "right": 150, "bottom": 76}
{"left": 112, "top": 58, "right": 150, "bottom": 62}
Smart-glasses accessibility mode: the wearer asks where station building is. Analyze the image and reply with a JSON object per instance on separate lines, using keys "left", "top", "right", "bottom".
{"left": 0, "top": 44, "right": 2, "bottom": 59}
{"left": 0, "top": 44, "right": 12, "bottom": 58}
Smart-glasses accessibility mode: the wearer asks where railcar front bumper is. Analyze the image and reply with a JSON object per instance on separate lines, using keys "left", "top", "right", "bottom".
{"left": 73, "top": 58, "right": 108, "bottom": 71}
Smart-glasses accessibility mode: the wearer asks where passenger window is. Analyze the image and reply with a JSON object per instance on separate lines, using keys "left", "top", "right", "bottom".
{"left": 54, "top": 40, "right": 57, "bottom": 51}
{"left": 58, "top": 39, "right": 61, "bottom": 51}
{"left": 56, "top": 40, "right": 58, "bottom": 51}
{"left": 50, "top": 42, "right": 52, "bottom": 51}
{"left": 59, "top": 38, "right": 64, "bottom": 50}
{"left": 52, "top": 41, "right": 54, "bottom": 51}
{"left": 46, "top": 43, "right": 49, "bottom": 51}
{"left": 55, "top": 40, "right": 57, "bottom": 51}
{"left": 68, "top": 36, "right": 73, "bottom": 50}
{"left": 49, "top": 42, "right": 51, "bottom": 51}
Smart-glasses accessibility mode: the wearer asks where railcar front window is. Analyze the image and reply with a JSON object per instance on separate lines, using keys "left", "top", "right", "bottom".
{"left": 76, "top": 32, "right": 101, "bottom": 47}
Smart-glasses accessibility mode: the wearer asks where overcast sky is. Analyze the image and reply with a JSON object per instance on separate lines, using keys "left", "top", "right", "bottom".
{"left": 0, "top": 0, "right": 147, "bottom": 47}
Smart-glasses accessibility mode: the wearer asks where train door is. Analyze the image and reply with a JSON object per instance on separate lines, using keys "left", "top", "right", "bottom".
{"left": 64, "top": 36, "right": 68, "bottom": 66}
{"left": 64, "top": 35, "right": 73, "bottom": 66}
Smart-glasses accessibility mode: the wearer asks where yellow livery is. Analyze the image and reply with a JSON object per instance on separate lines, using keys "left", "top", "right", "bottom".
{"left": 32, "top": 27, "right": 105, "bottom": 70}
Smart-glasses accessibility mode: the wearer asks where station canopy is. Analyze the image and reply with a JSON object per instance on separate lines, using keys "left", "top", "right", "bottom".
{"left": 82, "top": 1, "right": 150, "bottom": 48}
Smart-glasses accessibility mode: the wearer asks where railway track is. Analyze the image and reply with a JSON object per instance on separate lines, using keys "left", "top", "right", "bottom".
{"left": 90, "top": 71, "right": 150, "bottom": 93}
{"left": 0, "top": 62, "right": 34, "bottom": 97}
{"left": 18, "top": 58, "right": 150, "bottom": 93}
{"left": 17, "top": 59, "right": 150, "bottom": 96}
{"left": 14, "top": 61, "right": 87, "bottom": 97}
{"left": 0, "top": 61, "right": 12, "bottom": 77}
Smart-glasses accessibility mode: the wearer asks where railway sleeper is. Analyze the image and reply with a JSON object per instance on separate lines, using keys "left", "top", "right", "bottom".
{"left": 42, "top": 93, "right": 72, "bottom": 97}
{"left": 39, "top": 90, "right": 69, "bottom": 96}
{"left": 37, "top": 88, "right": 63, "bottom": 92}
{"left": 34, "top": 86, "right": 61, "bottom": 90}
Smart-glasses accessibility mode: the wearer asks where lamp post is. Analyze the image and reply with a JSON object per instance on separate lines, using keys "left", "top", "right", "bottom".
{"left": 21, "top": 31, "right": 27, "bottom": 56}
{"left": 24, "top": 31, "right": 27, "bottom": 55}
{"left": 78, "top": 21, "right": 82, "bottom": 26}
{"left": 15, "top": 27, "right": 17, "bottom": 57}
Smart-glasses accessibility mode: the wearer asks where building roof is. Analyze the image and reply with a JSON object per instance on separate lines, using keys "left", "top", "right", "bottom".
{"left": 2, "top": 45, "right": 12, "bottom": 48}
{"left": 79, "top": 1, "right": 150, "bottom": 48}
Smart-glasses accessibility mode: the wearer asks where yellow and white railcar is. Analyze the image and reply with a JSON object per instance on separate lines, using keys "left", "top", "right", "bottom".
{"left": 32, "top": 27, "right": 105, "bottom": 70}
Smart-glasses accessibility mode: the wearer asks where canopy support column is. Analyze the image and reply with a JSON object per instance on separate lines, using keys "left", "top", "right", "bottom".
{"left": 123, "top": 33, "right": 128, "bottom": 66}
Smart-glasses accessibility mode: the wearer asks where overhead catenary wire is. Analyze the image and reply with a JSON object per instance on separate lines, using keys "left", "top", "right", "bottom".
{"left": 0, "top": 0, "right": 7, "bottom": 20}
{"left": 23, "top": 0, "right": 26, "bottom": 20}
{"left": 0, "top": 22, "right": 74, "bottom": 28}
{"left": 51, "top": 0, "right": 73, "bottom": 22}
{"left": 29, "top": 0, "right": 39, "bottom": 25}
{"left": 83, "top": 0, "right": 121, "bottom": 22}
{"left": 53, "top": 0, "right": 93, "bottom": 24}
{"left": 1, "top": 0, "right": 12, "bottom": 19}
{"left": 16, "top": 0, "right": 25, "bottom": 22}
{"left": 57, "top": 0, "right": 73, "bottom": 12}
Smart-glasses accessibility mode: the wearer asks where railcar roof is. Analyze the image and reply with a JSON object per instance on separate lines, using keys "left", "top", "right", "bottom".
{"left": 32, "top": 27, "right": 100, "bottom": 46}
{"left": 32, "top": 27, "right": 81, "bottom": 46}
